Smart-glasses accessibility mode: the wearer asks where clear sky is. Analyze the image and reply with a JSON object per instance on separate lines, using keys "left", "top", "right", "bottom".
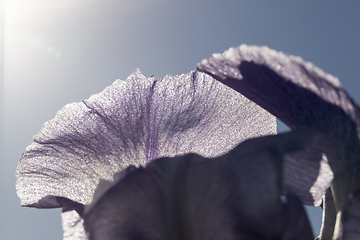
{"left": 3, "top": 0, "right": 360, "bottom": 239}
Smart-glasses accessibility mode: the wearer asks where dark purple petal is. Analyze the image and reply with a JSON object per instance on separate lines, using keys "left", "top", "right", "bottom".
{"left": 342, "top": 189, "right": 360, "bottom": 239}
{"left": 197, "top": 45, "right": 360, "bottom": 238}
{"left": 281, "top": 193, "right": 314, "bottom": 240}
{"left": 16, "top": 69, "right": 275, "bottom": 238}
{"left": 83, "top": 130, "right": 314, "bottom": 240}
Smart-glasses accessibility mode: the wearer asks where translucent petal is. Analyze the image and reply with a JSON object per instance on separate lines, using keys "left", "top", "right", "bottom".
{"left": 62, "top": 210, "right": 87, "bottom": 240}
{"left": 16, "top": 69, "right": 275, "bottom": 237}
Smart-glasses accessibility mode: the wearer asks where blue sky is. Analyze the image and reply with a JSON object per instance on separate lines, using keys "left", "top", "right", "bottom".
{"left": 3, "top": 1, "right": 360, "bottom": 239}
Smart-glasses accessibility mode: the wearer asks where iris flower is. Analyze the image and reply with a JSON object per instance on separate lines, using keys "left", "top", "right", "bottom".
{"left": 16, "top": 45, "right": 359, "bottom": 239}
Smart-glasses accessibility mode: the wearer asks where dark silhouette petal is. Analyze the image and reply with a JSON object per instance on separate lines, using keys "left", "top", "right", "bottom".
{"left": 342, "top": 189, "right": 360, "bottom": 240}
{"left": 280, "top": 193, "right": 314, "bottom": 240}
{"left": 83, "top": 130, "right": 314, "bottom": 240}
{"left": 16, "top": 69, "right": 275, "bottom": 238}
{"left": 197, "top": 45, "right": 360, "bottom": 239}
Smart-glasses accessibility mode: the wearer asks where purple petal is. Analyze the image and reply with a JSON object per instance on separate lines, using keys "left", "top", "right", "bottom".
{"left": 342, "top": 189, "right": 360, "bottom": 239}
{"left": 281, "top": 193, "right": 314, "bottom": 240}
{"left": 83, "top": 130, "right": 314, "bottom": 240}
{"left": 197, "top": 44, "right": 360, "bottom": 238}
{"left": 282, "top": 128, "right": 335, "bottom": 206}
{"left": 16, "top": 69, "right": 275, "bottom": 237}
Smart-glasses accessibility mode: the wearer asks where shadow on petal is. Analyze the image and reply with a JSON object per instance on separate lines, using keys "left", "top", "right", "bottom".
{"left": 16, "top": 69, "right": 276, "bottom": 238}
{"left": 83, "top": 130, "right": 315, "bottom": 240}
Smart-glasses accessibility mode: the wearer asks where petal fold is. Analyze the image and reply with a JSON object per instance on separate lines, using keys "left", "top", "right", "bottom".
{"left": 197, "top": 45, "right": 360, "bottom": 200}
{"left": 197, "top": 44, "right": 360, "bottom": 238}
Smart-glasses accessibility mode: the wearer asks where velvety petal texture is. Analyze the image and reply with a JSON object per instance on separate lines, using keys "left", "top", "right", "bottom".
{"left": 83, "top": 131, "right": 314, "bottom": 240}
{"left": 197, "top": 45, "right": 360, "bottom": 238}
{"left": 16, "top": 69, "right": 275, "bottom": 238}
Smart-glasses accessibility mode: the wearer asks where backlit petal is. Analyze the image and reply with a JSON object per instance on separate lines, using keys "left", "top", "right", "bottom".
{"left": 16, "top": 69, "right": 275, "bottom": 238}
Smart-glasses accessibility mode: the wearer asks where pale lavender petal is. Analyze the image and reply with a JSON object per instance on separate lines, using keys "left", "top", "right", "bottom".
{"left": 83, "top": 130, "right": 314, "bottom": 240}
{"left": 16, "top": 69, "right": 275, "bottom": 237}
{"left": 62, "top": 210, "right": 87, "bottom": 240}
